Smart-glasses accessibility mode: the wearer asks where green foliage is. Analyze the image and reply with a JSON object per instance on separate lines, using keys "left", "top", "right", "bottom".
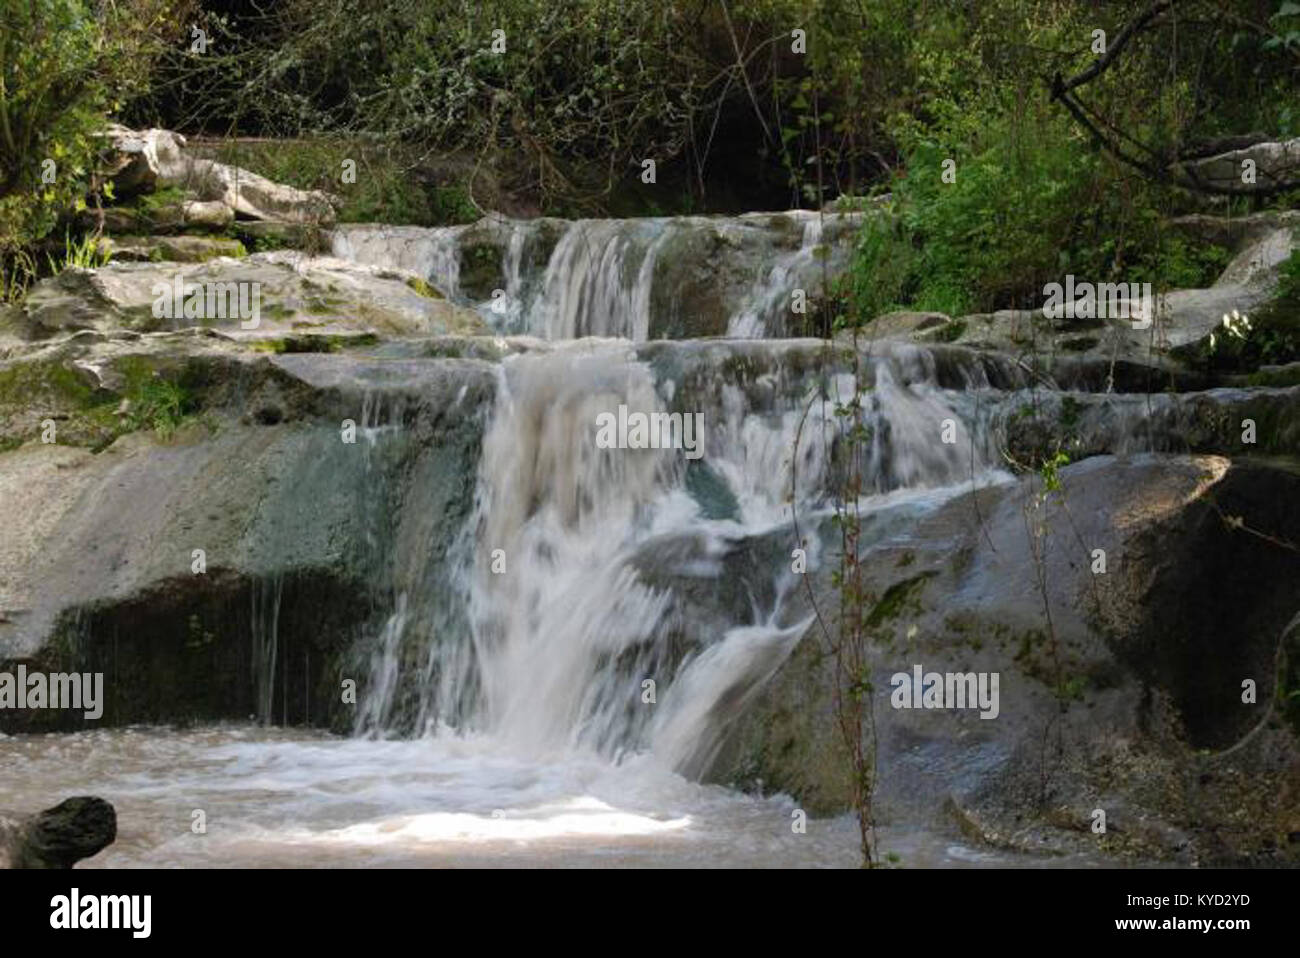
{"left": 848, "top": 102, "right": 1100, "bottom": 318}
{"left": 837, "top": 0, "right": 1300, "bottom": 325}
{"left": 1203, "top": 251, "right": 1300, "bottom": 371}
{"left": 0, "top": 0, "right": 105, "bottom": 255}
{"left": 1279, "top": 246, "right": 1300, "bottom": 303}
{"left": 1038, "top": 449, "right": 1070, "bottom": 495}
{"left": 1131, "top": 236, "right": 1232, "bottom": 291}
{"left": 209, "top": 139, "right": 477, "bottom": 227}
{"left": 0, "top": 0, "right": 184, "bottom": 295}
{"left": 117, "top": 358, "right": 200, "bottom": 440}
{"left": 126, "top": 376, "right": 190, "bottom": 438}
{"left": 45, "top": 230, "right": 109, "bottom": 273}
{"left": 126, "top": 0, "right": 932, "bottom": 213}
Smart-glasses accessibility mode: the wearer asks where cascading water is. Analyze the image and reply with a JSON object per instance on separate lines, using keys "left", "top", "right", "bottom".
{"left": 354, "top": 337, "right": 1007, "bottom": 775}
{"left": 331, "top": 210, "right": 863, "bottom": 340}
{"left": 250, "top": 576, "right": 283, "bottom": 726}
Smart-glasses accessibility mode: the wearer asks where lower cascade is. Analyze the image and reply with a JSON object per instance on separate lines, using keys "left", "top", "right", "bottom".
{"left": 355, "top": 340, "right": 993, "bottom": 775}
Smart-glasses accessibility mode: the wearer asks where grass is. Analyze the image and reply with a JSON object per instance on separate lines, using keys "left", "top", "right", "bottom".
{"left": 203, "top": 137, "right": 478, "bottom": 227}
{"left": 45, "top": 230, "right": 110, "bottom": 274}
{"left": 0, "top": 354, "right": 206, "bottom": 451}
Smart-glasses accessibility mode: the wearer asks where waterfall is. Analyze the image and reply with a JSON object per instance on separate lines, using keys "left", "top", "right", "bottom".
{"left": 251, "top": 576, "right": 283, "bottom": 726}
{"left": 331, "top": 210, "right": 863, "bottom": 341}
{"left": 530, "top": 221, "right": 666, "bottom": 339}
{"left": 355, "top": 332, "right": 1003, "bottom": 775}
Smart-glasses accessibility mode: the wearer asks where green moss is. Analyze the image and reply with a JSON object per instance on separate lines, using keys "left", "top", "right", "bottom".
{"left": 405, "top": 275, "right": 443, "bottom": 299}
{"left": 254, "top": 332, "right": 377, "bottom": 354}
{"left": 0, "top": 354, "right": 208, "bottom": 450}
{"left": 303, "top": 296, "right": 334, "bottom": 315}
{"left": 0, "top": 360, "right": 95, "bottom": 409}
{"left": 137, "top": 186, "right": 188, "bottom": 214}
{"left": 865, "top": 571, "right": 937, "bottom": 627}
{"left": 117, "top": 357, "right": 199, "bottom": 440}
{"left": 929, "top": 318, "right": 967, "bottom": 343}
{"left": 1246, "top": 363, "right": 1300, "bottom": 388}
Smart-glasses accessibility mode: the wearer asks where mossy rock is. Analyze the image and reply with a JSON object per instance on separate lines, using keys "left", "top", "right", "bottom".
{"left": 648, "top": 229, "right": 731, "bottom": 339}
{"left": 404, "top": 276, "right": 443, "bottom": 300}
{"left": 457, "top": 241, "right": 505, "bottom": 300}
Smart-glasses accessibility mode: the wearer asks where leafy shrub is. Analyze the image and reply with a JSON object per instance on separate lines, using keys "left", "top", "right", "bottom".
{"left": 0, "top": 0, "right": 185, "bottom": 295}
{"left": 1205, "top": 251, "right": 1300, "bottom": 372}
{"left": 0, "top": 1, "right": 107, "bottom": 255}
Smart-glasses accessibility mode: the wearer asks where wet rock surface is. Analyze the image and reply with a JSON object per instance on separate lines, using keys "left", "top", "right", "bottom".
{"left": 0, "top": 797, "right": 116, "bottom": 869}
{"left": 710, "top": 454, "right": 1300, "bottom": 864}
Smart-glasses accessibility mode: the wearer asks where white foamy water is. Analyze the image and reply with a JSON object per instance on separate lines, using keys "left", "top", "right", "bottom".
{"left": 0, "top": 726, "right": 1096, "bottom": 868}
{"left": 357, "top": 339, "right": 1003, "bottom": 758}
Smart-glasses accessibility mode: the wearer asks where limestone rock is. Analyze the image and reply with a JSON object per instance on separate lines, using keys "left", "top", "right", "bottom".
{"left": 710, "top": 454, "right": 1300, "bottom": 864}
{"left": 19, "top": 252, "right": 486, "bottom": 340}
{"left": 102, "top": 235, "right": 247, "bottom": 264}
{"left": 1178, "top": 137, "right": 1300, "bottom": 192}
{"left": 99, "top": 126, "right": 337, "bottom": 227}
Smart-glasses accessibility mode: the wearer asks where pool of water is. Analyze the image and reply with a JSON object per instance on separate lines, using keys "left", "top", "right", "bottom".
{"left": 0, "top": 725, "right": 1113, "bottom": 868}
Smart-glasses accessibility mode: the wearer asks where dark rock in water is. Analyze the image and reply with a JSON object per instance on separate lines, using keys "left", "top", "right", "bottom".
{"left": 0, "top": 797, "right": 116, "bottom": 868}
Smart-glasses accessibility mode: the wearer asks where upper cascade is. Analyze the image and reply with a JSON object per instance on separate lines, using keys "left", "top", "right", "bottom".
{"left": 330, "top": 210, "right": 863, "bottom": 341}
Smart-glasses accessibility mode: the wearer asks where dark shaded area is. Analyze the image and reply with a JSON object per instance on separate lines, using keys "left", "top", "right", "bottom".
{"left": 0, "top": 568, "right": 374, "bottom": 734}
{"left": 1118, "top": 460, "right": 1300, "bottom": 747}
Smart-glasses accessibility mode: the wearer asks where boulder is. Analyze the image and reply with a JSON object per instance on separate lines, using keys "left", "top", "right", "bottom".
{"left": 860, "top": 216, "right": 1298, "bottom": 385}
{"left": 97, "top": 199, "right": 236, "bottom": 235}
{"left": 101, "top": 235, "right": 247, "bottom": 264}
{"left": 1177, "top": 137, "right": 1300, "bottom": 193}
{"left": 0, "top": 333, "right": 498, "bottom": 731}
{"left": 710, "top": 454, "right": 1300, "bottom": 864}
{"left": 0, "top": 797, "right": 116, "bottom": 868}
